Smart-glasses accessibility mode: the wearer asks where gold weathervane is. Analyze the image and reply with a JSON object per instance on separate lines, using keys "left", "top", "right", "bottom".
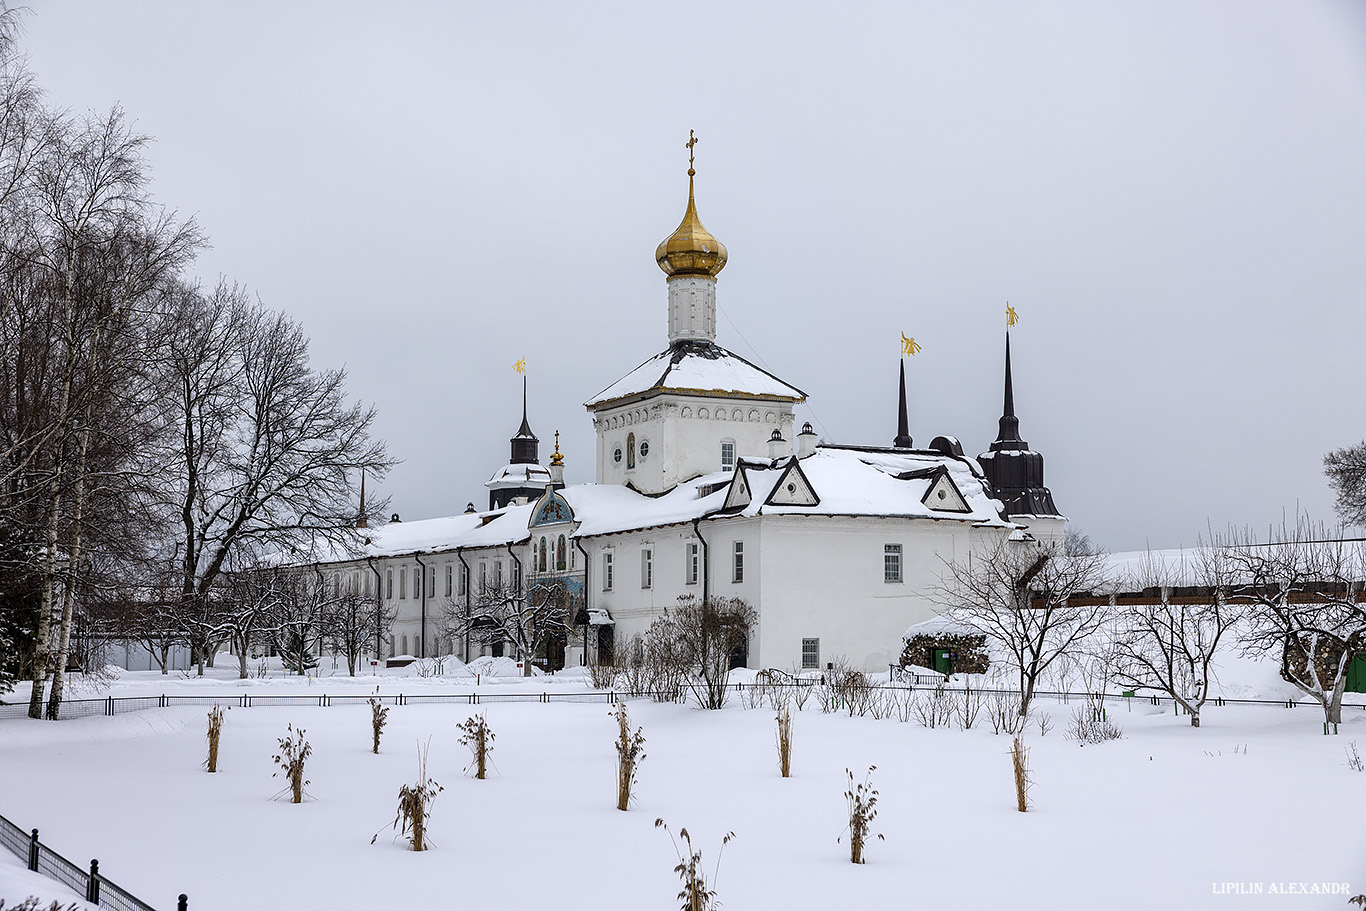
{"left": 513, "top": 357, "right": 526, "bottom": 374}
{"left": 901, "top": 333, "right": 921, "bottom": 356}
{"left": 1006, "top": 302, "right": 1019, "bottom": 328}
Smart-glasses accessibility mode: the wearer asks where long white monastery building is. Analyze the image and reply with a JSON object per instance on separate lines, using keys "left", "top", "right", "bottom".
{"left": 315, "top": 158, "right": 1066, "bottom": 674}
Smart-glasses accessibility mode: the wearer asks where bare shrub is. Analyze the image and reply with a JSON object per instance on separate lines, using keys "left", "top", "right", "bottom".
{"left": 0, "top": 899, "right": 81, "bottom": 911}
{"left": 621, "top": 635, "right": 648, "bottom": 694}
{"left": 1067, "top": 697, "right": 1123, "bottom": 744}
{"left": 1347, "top": 740, "right": 1364, "bottom": 772}
{"left": 988, "top": 689, "right": 1026, "bottom": 736}
{"left": 792, "top": 679, "right": 813, "bottom": 712}
{"left": 272, "top": 724, "right": 311, "bottom": 803}
{"left": 205, "top": 704, "right": 225, "bottom": 772}
{"left": 1035, "top": 711, "right": 1054, "bottom": 738}
{"left": 827, "top": 664, "right": 873, "bottom": 717}
{"left": 369, "top": 691, "right": 389, "bottom": 754}
{"left": 655, "top": 819, "right": 734, "bottom": 911}
{"left": 614, "top": 702, "right": 646, "bottom": 811}
{"left": 911, "top": 685, "right": 955, "bottom": 729}
{"left": 389, "top": 744, "right": 443, "bottom": 851}
{"left": 457, "top": 714, "right": 495, "bottom": 779}
{"left": 1010, "top": 736, "right": 1032, "bottom": 812}
{"left": 776, "top": 707, "right": 792, "bottom": 777}
{"left": 957, "top": 685, "right": 983, "bottom": 731}
{"left": 867, "top": 687, "right": 894, "bottom": 720}
{"left": 588, "top": 654, "right": 618, "bottom": 690}
{"left": 839, "top": 766, "right": 884, "bottom": 864}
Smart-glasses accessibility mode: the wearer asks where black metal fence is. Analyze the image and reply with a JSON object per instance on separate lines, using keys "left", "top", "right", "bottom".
{"left": 3, "top": 677, "right": 1364, "bottom": 723}
{"left": 0, "top": 812, "right": 185, "bottom": 911}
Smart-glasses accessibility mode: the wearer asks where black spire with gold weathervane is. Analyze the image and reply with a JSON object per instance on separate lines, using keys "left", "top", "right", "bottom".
{"left": 977, "top": 307, "right": 1060, "bottom": 518}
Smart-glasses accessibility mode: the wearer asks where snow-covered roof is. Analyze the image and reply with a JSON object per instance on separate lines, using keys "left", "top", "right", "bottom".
{"left": 587, "top": 341, "right": 806, "bottom": 409}
{"left": 312, "top": 446, "right": 1011, "bottom": 567}
{"left": 487, "top": 461, "right": 552, "bottom": 488}
{"left": 902, "top": 615, "right": 981, "bottom": 641}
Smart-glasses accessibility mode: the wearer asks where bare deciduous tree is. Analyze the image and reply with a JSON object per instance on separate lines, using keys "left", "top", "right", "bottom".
{"left": 1324, "top": 441, "right": 1366, "bottom": 529}
{"left": 1110, "top": 546, "right": 1242, "bottom": 727}
{"left": 1227, "top": 519, "right": 1366, "bottom": 725}
{"left": 935, "top": 535, "right": 1111, "bottom": 718}
{"left": 442, "top": 576, "right": 576, "bottom": 677}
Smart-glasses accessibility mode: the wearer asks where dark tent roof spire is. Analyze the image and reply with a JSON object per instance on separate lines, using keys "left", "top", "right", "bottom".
{"left": 509, "top": 375, "right": 539, "bottom": 464}
{"left": 893, "top": 359, "right": 913, "bottom": 449}
{"left": 992, "top": 331, "right": 1025, "bottom": 450}
{"left": 515, "top": 375, "right": 535, "bottom": 439}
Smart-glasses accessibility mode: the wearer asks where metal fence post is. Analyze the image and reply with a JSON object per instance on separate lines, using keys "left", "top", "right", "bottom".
{"left": 86, "top": 859, "right": 100, "bottom": 904}
{"left": 27, "top": 828, "right": 37, "bottom": 871}
{"left": 179, "top": 893, "right": 188, "bottom": 911}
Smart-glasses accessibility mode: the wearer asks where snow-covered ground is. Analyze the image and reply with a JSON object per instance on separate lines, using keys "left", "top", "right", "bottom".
{"left": 2, "top": 659, "right": 1364, "bottom": 910}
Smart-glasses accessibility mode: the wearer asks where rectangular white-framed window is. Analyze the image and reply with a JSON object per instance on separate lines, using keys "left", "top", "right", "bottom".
{"left": 641, "top": 547, "right": 653, "bottom": 589}
{"left": 732, "top": 540, "right": 744, "bottom": 584}
{"left": 444, "top": 563, "right": 453, "bottom": 597}
{"left": 479, "top": 561, "right": 487, "bottom": 592}
{"left": 602, "top": 551, "right": 614, "bottom": 591}
{"left": 399, "top": 567, "right": 407, "bottom": 599}
{"left": 686, "top": 541, "right": 700, "bottom": 585}
{"left": 802, "top": 638, "right": 820, "bottom": 670}
{"left": 459, "top": 563, "right": 468, "bottom": 595}
{"left": 385, "top": 568, "right": 393, "bottom": 599}
{"left": 721, "top": 440, "right": 736, "bottom": 472}
{"left": 513, "top": 561, "right": 522, "bottom": 589}
{"left": 364, "top": 572, "right": 372, "bottom": 598}
{"left": 570, "top": 544, "right": 576, "bottom": 570}
{"left": 495, "top": 561, "right": 503, "bottom": 588}
{"left": 427, "top": 566, "right": 435, "bottom": 598}
{"left": 884, "top": 544, "right": 903, "bottom": 583}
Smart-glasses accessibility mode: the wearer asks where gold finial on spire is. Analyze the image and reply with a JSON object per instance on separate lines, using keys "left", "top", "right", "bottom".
{"left": 550, "top": 430, "right": 564, "bottom": 467}
{"left": 657, "top": 129, "right": 727, "bottom": 278}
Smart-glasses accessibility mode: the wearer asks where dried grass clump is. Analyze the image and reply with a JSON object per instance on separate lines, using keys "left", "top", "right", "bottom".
{"left": 775, "top": 706, "right": 792, "bottom": 778}
{"left": 457, "top": 714, "right": 494, "bottom": 779}
{"left": 205, "top": 704, "right": 225, "bottom": 772}
{"left": 379, "top": 743, "right": 443, "bottom": 851}
{"left": 655, "top": 818, "right": 734, "bottom": 911}
{"left": 369, "top": 691, "right": 389, "bottom": 754}
{"left": 271, "top": 724, "right": 311, "bottom": 803}
{"left": 614, "top": 701, "right": 646, "bottom": 810}
{"left": 1011, "top": 735, "right": 1032, "bottom": 812}
{"left": 840, "top": 765, "right": 884, "bottom": 864}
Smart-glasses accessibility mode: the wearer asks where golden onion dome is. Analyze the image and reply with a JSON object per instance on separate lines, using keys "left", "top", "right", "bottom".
{"left": 656, "top": 168, "right": 727, "bottom": 279}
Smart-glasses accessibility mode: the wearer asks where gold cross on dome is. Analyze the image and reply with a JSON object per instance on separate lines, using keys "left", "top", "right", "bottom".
{"left": 686, "top": 130, "right": 698, "bottom": 171}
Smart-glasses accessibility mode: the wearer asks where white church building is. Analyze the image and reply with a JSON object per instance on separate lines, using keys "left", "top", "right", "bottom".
{"left": 313, "top": 157, "right": 1065, "bottom": 674}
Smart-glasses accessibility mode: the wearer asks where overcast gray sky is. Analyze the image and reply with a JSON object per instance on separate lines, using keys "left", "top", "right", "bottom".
{"left": 19, "top": 1, "right": 1366, "bottom": 552}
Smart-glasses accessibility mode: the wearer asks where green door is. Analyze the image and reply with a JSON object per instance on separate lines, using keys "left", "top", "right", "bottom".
{"left": 1348, "top": 655, "right": 1366, "bottom": 694}
{"left": 933, "top": 649, "right": 952, "bottom": 675}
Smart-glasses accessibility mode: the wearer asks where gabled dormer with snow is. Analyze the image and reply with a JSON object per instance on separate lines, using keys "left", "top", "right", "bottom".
{"left": 586, "top": 150, "right": 805, "bottom": 494}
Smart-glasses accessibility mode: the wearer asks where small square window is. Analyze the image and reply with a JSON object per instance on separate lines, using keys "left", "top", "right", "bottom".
{"left": 802, "top": 638, "right": 820, "bottom": 670}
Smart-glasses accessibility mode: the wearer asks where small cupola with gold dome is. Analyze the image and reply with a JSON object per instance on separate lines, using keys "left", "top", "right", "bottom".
{"left": 658, "top": 130, "right": 726, "bottom": 344}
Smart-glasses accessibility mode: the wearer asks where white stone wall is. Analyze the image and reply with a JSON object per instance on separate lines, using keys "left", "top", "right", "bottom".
{"left": 593, "top": 394, "right": 795, "bottom": 492}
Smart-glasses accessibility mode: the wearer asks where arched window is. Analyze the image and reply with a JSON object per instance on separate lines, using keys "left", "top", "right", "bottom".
{"left": 627, "top": 432, "right": 636, "bottom": 469}
{"left": 538, "top": 537, "right": 547, "bottom": 572}
{"left": 556, "top": 534, "right": 567, "bottom": 570}
{"left": 400, "top": 634, "right": 409, "bottom": 657}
